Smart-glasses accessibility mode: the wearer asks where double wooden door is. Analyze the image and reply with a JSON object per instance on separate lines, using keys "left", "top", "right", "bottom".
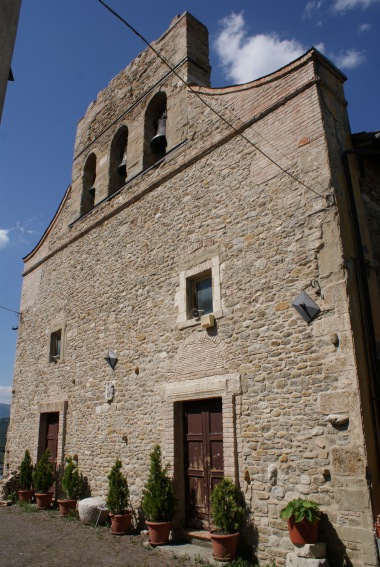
{"left": 183, "top": 398, "right": 223, "bottom": 528}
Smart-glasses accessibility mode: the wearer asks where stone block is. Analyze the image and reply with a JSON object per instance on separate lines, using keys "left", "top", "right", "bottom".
{"left": 331, "top": 448, "right": 365, "bottom": 476}
{"left": 334, "top": 488, "right": 369, "bottom": 512}
{"left": 286, "top": 553, "right": 329, "bottom": 567}
{"left": 318, "top": 390, "right": 354, "bottom": 415}
{"left": 78, "top": 497, "right": 108, "bottom": 525}
{"left": 292, "top": 543, "right": 326, "bottom": 558}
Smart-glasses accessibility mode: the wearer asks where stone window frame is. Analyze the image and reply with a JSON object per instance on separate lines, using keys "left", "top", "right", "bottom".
{"left": 47, "top": 321, "right": 66, "bottom": 364}
{"left": 177, "top": 255, "right": 222, "bottom": 329}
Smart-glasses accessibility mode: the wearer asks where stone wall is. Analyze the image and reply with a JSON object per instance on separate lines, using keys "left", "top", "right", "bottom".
{"left": 5, "top": 13, "right": 379, "bottom": 567}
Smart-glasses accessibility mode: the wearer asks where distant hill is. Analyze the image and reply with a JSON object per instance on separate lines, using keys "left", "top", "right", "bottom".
{"left": 0, "top": 403, "right": 10, "bottom": 418}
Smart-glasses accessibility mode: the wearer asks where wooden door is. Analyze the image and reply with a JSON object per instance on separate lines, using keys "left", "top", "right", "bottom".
{"left": 45, "top": 412, "right": 59, "bottom": 466}
{"left": 183, "top": 398, "right": 223, "bottom": 528}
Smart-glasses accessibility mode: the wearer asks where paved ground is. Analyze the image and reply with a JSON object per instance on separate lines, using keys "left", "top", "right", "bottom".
{"left": 0, "top": 504, "right": 216, "bottom": 567}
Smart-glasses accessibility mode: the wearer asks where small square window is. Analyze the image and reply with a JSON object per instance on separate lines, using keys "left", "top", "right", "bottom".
{"left": 187, "top": 271, "right": 213, "bottom": 317}
{"left": 50, "top": 330, "right": 61, "bottom": 362}
{"left": 177, "top": 256, "right": 222, "bottom": 328}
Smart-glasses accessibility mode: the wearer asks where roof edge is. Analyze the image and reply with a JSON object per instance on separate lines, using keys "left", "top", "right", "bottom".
{"left": 23, "top": 185, "right": 72, "bottom": 263}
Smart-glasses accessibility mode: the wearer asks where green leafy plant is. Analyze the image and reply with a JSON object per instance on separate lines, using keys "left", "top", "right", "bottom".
{"left": 19, "top": 450, "right": 34, "bottom": 490}
{"left": 61, "top": 456, "right": 83, "bottom": 500}
{"left": 279, "top": 498, "right": 320, "bottom": 524}
{"left": 6, "top": 491, "right": 18, "bottom": 504}
{"left": 142, "top": 444, "right": 176, "bottom": 522}
{"left": 106, "top": 458, "right": 129, "bottom": 515}
{"left": 210, "top": 477, "right": 245, "bottom": 535}
{"left": 32, "top": 449, "right": 54, "bottom": 493}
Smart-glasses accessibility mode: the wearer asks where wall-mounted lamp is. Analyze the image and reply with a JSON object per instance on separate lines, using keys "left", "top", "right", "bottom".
{"left": 104, "top": 349, "right": 118, "bottom": 370}
{"left": 292, "top": 290, "right": 320, "bottom": 324}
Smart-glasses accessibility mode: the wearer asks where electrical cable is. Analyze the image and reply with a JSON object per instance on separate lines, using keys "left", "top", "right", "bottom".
{"left": 0, "top": 304, "right": 20, "bottom": 316}
{"left": 97, "top": 0, "right": 326, "bottom": 200}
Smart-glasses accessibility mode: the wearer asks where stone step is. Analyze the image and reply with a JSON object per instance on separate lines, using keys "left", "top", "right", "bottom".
{"left": 175, "top": 528, "right": 212, "bottom": 549}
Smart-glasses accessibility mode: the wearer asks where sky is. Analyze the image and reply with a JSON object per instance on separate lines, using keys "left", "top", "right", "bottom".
{"left": 0, "top": 0, "right": 379, "bottom": 405}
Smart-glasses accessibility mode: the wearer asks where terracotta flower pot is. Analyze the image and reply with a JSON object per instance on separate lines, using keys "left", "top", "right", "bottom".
{"left": 145, "top": 520, "right": 172, "bottom": 545}
{"left": 35, "top": 492, "right": 53, "bottom": 510}
{"left": 210, "top": 530, "right": 239, "bottom": 562}
{"left": 287, "top": 517, "right": 319, "bottom": 544}
{"left": 57, "top": 499, "right": 77, "bottom": 516}
{"left": 110, "top": 512, "right": 133, "bottom": 535}
{"left": 18, "top": 489, "right": 34, "bottom": 504}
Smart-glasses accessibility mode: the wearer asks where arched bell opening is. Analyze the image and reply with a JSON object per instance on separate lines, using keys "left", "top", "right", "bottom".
{"left": 109, "top": 125, "right": 129, "bottom": 195}
{"left": 81, "top": 153, "right": 97, "bottom": 216}
{"left": 143, "top": 91, "right": 167, "bottom": 170}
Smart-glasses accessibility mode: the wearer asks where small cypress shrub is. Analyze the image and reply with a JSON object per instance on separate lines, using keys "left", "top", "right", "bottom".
{"left": 19, "top": 449, "right": 34, "bottom": 490}
{"left": 142, "top": 444, "right": 175, "bottom": 522}
{"left": 210, "top": 477, "right": 245, "bottom": 534}
{"left": 61, "top": 456, "right": 83, "bottom": 500}
{"left": 106, "top": 459, "right": 129, "bottom": 515}
{"left": 33, "top": 449, "right": 54, "bottom": 493}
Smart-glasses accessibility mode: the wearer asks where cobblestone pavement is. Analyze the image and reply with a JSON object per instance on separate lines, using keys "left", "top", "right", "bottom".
{"left": 0, "top": 505, "right": 212, "bottom": 567}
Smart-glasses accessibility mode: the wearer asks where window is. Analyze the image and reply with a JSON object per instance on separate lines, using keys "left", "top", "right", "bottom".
{"left": 49, "top": 330, "right": 61, "bottom": 362}
{"left": 177, "top": 256, "right": 222, "bottom": 328}
{"left": 187, "top": 272, "right": 213, "bottom": 317}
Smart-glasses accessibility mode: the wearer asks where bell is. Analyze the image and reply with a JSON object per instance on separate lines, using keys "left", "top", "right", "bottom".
{"left": 88, "top": 186, "right": 95, "bottom": 197}
{"left": 150, "top": 112, "right": 167, "bottom": 153}
{"left": 117, "top": 150, "right": 127, "bottom": 177}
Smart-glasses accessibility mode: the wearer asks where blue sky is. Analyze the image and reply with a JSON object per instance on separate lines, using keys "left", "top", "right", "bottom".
{"left": 0, "top": 0, "right": 379, "bottom": 404}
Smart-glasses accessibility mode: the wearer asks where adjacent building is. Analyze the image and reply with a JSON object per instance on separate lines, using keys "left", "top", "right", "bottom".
{"left": 4, "top": 13, "right": 380, "bottom": 566}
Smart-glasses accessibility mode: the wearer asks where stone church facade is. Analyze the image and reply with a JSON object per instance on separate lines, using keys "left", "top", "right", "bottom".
{"left": 5, "top": 12, "right": 380, "bottom": 566}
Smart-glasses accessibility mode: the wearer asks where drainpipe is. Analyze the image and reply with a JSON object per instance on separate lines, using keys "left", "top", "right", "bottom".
{"left": 342, "top": 146, "right": 380, "bottom": 517}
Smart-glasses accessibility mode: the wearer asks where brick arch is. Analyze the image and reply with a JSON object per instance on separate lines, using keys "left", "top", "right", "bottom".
{"left": 170, "top": 330, "right": 226, "bottom": 379}
{"left": 143, "top": 91, "right": 167, "bottom": 169}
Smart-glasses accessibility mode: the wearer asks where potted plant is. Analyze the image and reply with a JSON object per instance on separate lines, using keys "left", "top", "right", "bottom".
{"left": 106, "top": 458, "right": 132, "bottom": 534}
{"left": 209, "top": 477, "right": 245, "bottom": 562}
{"left": 57, "top": 456, "right": 83, "bottom": 516}
{"left": 33, "top": 449, "right": 54, "bottom": 509}
{"left": 18, "top": 450, "right": 34, "bottom": 503}
{"left": 280, "top": 498, "right": 320, "bottom": 544}
{"left": 142, "top": 444, "right": 176, "bottom": 545}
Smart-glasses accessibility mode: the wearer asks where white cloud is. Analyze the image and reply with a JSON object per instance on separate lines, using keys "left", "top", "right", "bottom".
{"left": 0, "top": 386, "right": 12, "bottom": 405}
{"left": 214, "top": 13, "right": 305, "bottom": 84}
{"left": 314, "top": 42, "right": 326, "bottom": 52}
{"left": 314, "top": 42, "right": 366, "bottom": 70}
{"left": 0, "top": 229, "right": 10, "bottom": 249}
{"left": 304, "top": 1, "right": 323, "bottom": 19}
{"left": 335, "top": 48, "right": 366, "bottom": 68}
{"left": 333, "top": 0, "right": 380, "bottom": 12}
{"left": 358, "top": 22, "right": 371, "bottom": 31}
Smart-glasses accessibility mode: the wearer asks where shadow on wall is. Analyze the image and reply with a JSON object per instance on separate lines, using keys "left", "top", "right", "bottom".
{"left": 319, "top": 513, "right": 353, "bottom": 567}
{"left": 240, "top": 520, "right": 259, "bottom": 564}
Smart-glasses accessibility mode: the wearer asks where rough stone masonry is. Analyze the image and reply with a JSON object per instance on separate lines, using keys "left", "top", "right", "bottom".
{"left": 5, "top": 12, "right": 380, "bottom": 567}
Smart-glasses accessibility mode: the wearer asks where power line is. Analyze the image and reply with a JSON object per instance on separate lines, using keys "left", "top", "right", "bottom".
{"left": 97, "top": 0, "right": 326, "bottom": 200}
{"left": 0, "top": 304, "right": 20, "bottom": 316}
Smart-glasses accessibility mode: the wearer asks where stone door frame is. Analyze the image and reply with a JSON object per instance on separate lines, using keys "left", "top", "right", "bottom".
{"left": 36, "top": 400, "right": 68, "bottom": 467}
{"left": 164, "top": 373, "right": 242, "bottom": 526}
